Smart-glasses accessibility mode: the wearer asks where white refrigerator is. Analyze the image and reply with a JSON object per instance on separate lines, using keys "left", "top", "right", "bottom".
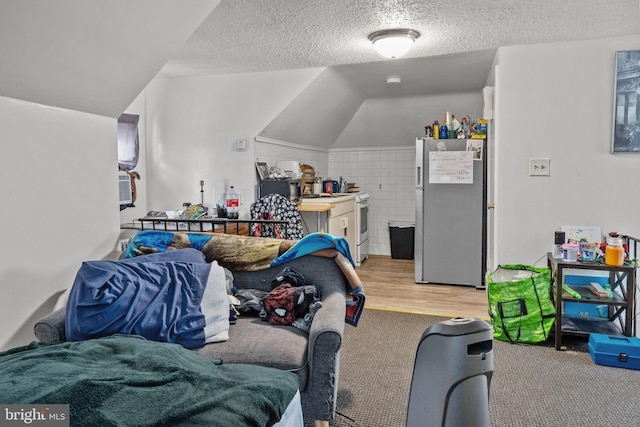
{"left": 415, "top": 138, "right": 487, "bottom": 289}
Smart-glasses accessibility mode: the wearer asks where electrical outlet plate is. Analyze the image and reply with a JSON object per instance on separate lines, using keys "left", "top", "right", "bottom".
{"left": 529, "top": 158, "right": 550, "bottom": 176}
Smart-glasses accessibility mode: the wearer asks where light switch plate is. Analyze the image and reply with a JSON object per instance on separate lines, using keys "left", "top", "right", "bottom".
{"left": 233, "top": 138, "right": 248, "bottom": 151}
{"left": 529, "top": 158, "right": 550, "bottom": 176}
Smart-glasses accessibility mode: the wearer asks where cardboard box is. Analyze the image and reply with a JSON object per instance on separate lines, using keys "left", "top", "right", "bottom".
{"left": 560, "top": 226, "right": 603, "bottom": 243}
{"left": 471, "top": 119, "right": 487, "bottom": 139}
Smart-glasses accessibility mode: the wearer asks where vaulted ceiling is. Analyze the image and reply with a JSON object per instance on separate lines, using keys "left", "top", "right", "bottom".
{"left": 0, "top": 0, "right": 638, "bottom": 120}
{"left": 157, "top": 0, "right": 640, "bottom": 147}
{"left": 161, "top": 0, "right": 640, "bottom": 78}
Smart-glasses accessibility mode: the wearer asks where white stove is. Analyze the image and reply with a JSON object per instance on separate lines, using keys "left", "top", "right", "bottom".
{"left": 355, "top": 193, "right": 369, "bottom": 264}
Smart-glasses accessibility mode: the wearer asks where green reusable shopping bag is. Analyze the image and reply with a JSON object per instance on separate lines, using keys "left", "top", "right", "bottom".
{"left": 487, "top": 264, "right": 556, "bottom": 344}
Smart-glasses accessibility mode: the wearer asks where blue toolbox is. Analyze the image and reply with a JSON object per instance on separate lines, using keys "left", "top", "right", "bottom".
{"left": 588, "top": 334, "right": 640, "bottom": 370}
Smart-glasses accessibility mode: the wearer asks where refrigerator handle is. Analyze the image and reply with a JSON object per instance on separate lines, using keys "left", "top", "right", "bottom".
{"left": 415, "top": 138, "right": 424, "bottom": 188}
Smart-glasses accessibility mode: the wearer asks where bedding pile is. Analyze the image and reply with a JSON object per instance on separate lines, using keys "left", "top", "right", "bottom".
{"left": 0, "top": 335, "right": 298, "bottom": 426}
{"left": 65, "top": 230, "right": 366, "bottom": 349}
{"left": 65, "top": 248, "right": 230, "bottom": 349}
{"left": 124, "top": 230, "right": 295, "bottom": 271}
{"left": 124, "top": 230, "right": 366, "bottom": 326}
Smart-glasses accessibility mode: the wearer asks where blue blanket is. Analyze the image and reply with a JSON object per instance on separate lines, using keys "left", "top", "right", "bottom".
{"left": 66, "top": 249, "right": 211, "bottom": 349}
{"left": 271, "top": 232, "right": 355, "bottom": 267}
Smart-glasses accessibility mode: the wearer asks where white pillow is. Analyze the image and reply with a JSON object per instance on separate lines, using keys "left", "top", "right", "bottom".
{"left": 201, "top": 261, "right": 230, "bottom": 343}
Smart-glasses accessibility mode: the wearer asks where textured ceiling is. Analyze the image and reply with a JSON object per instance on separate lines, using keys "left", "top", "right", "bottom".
{"left": 159, "top": 0, "right": 639, "bottom": 149}
{"left": 160, "top": 0, "right": 640, "bottom": 77}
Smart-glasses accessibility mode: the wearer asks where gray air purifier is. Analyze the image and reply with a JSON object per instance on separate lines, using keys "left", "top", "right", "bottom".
{"left": 406, "top": 317, "right": 494, "bottom": 427}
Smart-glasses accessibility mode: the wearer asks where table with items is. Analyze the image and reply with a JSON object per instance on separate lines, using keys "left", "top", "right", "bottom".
{"left": 547, "top": 253, "right": 636, "bottom": 351}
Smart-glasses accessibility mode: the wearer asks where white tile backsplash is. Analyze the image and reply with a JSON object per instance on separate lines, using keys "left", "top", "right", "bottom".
{"left": 330, "top": 147, "right": 415, "bottom": 256}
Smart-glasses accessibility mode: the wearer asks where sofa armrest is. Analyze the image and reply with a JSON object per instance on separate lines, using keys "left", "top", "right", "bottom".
{"left": 308, "top": 288, "right": 345, "bottom": 349}
{"left": 302, "top": 275, "right": 346, "bottom": 421}
{"left": 233, "top": 253, "right": 349, "bottom": 421}
{"left": 34, "top": 308, "right": 66, "bottom": 343}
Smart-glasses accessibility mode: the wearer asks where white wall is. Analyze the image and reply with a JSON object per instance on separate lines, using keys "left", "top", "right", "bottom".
{"left": 330, "top": 147, "right": 415, "bottom": 255}
{"left": 493, "top": 35, "right": 640, "bottom": 267}
{"left": 142, "top": 78, "right": 485, "bottom": 256}
{"left": 333, "top": 93, "right": 483, "bottom": 148}
{"left": 255, "top": 138, "right": 329, "bottom": 180}
{"left": 142, "top": 69, "right": 322, "bottom": 217}
{"left": 0, "top": 96, "right": 120, "bottom": 350}
{"left": 330, "top": 93, "right": 483, "bottom": 255}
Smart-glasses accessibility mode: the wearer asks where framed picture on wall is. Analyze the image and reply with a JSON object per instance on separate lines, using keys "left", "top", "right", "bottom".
{"left": 611, "top": 50, "right": 640, "bottom": 153}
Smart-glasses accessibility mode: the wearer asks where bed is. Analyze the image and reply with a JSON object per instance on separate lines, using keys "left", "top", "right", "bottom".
{"left": 0, "top": 334, "right": 302, "bottom": 426}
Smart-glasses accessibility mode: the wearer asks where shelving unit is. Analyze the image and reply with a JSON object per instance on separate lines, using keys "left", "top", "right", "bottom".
{"left": 547, "top": 253, "right": 636, "bottom": 351}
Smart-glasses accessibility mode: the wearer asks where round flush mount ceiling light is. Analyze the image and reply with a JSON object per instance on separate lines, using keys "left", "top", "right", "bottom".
{"left": 368, "top": 28, "right": 420, "bottom": 59}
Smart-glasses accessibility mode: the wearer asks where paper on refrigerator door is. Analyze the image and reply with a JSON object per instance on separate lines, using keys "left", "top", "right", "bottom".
{"left": 428, "top": 151, "right": 474, "bottom": 184}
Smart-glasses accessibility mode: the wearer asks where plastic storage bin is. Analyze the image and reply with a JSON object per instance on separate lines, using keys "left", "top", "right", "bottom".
{"left": 589, "top": 333, "right": 640, "bottom": 370}
{"left": 389, "top": 221, "right": 415, "bottom": 259}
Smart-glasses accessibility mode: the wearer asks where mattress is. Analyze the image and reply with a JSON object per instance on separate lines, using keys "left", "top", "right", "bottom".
{"left": 274, "top": 391, "right": 304, "bottom": 427}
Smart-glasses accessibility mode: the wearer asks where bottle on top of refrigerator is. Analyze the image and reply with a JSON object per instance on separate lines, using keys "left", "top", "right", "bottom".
{"left": 439, "top": 124, "right": 448, "bottom": 140}
{"left": 451, "top": 116, "right": 461, "bottom": 137}
{"left": 444, "top": 111, "right": 452, "bottom": 138}
{"left": 225, "top": 186, "right": 239, "bottom": 219}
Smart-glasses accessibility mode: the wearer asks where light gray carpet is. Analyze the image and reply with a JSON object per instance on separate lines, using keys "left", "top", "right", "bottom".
{"left": 325, "top": 308, "right": 640, "bottom": 427}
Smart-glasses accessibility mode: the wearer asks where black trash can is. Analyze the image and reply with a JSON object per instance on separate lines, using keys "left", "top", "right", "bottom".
{"left": 388, "top": 221, "right": 415, "bottom": 259}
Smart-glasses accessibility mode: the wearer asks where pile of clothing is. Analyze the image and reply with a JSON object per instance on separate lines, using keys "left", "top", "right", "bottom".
{"left": 234, "top": 267, "right": 322, "bottom": 332}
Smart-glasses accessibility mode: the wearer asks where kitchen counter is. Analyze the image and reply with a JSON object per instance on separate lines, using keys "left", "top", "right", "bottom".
{"left": 299, "top": 194, "right": 357, "bottom": 261}
{"left": 297, "top": 203, "right": 335, "bottom": 233}
{"left": 300, "top": 193, "right": 356, "bottom": 204}
{"left": 297, "top": 204, "right": 335, "bottom": 212}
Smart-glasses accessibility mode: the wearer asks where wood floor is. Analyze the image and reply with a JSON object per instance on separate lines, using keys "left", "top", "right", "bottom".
{"left": 355, "top": 255, "right": 489, "bottom": 320}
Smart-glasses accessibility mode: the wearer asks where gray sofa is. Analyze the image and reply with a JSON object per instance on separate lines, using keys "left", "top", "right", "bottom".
{"left": 34, "top": 253, "right": 348, "bottom": 424}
